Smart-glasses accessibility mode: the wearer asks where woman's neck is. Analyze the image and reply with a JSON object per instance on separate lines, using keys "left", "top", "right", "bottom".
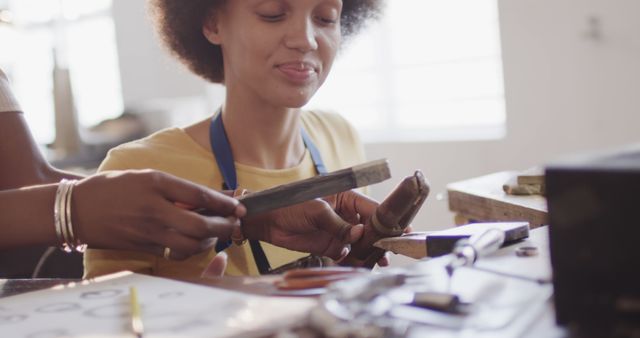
{"left": 221, "top": 100, "right": 305, "bottom": 169}
{"left": 185, "top": 93, "right": 306, "bottom": 170}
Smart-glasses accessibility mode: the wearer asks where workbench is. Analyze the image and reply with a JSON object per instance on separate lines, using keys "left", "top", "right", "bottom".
{"left": 0, "top": 227, "right": 567, "bottom": 337}
{"left": 447, "top": 171, "right": 548, "bottom": 228}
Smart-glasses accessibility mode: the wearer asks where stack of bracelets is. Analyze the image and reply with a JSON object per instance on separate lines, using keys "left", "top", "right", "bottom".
{"left": 54, "top": 179, "right": 87, "bottom": 253}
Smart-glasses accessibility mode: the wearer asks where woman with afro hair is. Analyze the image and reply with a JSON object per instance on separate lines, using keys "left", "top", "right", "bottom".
{"left": 84, "top": 0, "right": 390, "bottom": 278}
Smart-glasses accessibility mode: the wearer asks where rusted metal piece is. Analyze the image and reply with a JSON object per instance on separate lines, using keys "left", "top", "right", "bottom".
{"left": 340, "top": 170, "right": 430, "bottom": 268}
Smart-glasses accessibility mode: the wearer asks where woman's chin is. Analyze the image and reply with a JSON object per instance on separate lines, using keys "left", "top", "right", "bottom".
{"left": 285, "top": 101, "right": 310, "bottom": 109}
{"left": 279, "top": 93, "right": 315, "bottom": 109}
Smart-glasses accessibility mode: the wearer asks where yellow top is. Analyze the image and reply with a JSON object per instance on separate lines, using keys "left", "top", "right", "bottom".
{"left": 0, "top": 68, "right": 21, "bottom": 113}
{"left": 83, "top": 110, "right": 366, "bottom": 278}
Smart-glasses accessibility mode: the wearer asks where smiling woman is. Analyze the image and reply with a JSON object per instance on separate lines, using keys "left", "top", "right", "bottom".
{"left": 147, "top": 0, "right": 382, "bottom": 83}
{"left": 83, "top": 0, "right": 390, "bottom": 279}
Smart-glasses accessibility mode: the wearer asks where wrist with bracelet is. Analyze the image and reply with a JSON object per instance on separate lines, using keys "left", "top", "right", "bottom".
{"left": 53, "top": 179, "right": 87, "bottom": 253}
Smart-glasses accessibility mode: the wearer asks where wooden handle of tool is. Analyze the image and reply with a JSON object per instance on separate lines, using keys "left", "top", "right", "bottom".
{"left": 275, "top": 267, "right": 368, "bottom": 290}
{"left": 340, "top": 171, "right": 429, "bottom": 268}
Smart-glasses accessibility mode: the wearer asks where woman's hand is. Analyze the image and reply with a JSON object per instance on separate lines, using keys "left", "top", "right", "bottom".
{"left": 324, "top": 190, "right": 404, "bottom": 267}
{"left": 240, "top": 189, "right": 395, "bottom": 263}
{"left": 202, "top": 252, "right": 228, "bottom": 278}
{"left": 240, "top": 193, "right": 372, "bottom": 261}
{"left": 336, "top": 172, "right": 428, "bottom": 269}
{"left": 72, "top": 170, "right": 245, "bottom": 260}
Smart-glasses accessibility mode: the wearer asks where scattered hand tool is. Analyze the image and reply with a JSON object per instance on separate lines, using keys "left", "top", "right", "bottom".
{"left": 274, "top": 267, "right": 369, "bottom": 290}
{"left": 373, "top": 222, "right": 529, "bottom": 259}
{"left": 444, "top": 228, "right": 506, "bottom": 291}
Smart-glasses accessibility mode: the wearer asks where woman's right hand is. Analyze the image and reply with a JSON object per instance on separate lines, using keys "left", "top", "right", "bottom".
{"left": 72, "top": 170, "right": 245, "bottom": 260}
{"left": 240, "top": 190, "right": 379, "bottom": 261}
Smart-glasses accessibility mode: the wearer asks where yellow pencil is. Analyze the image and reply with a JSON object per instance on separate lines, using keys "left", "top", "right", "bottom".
{"left": 129, "top": 286, "right": 144, "bottom": 338}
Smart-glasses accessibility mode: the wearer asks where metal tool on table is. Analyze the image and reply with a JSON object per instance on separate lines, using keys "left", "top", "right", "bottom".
{"left": 244, "top": 225, "right": 553, "bottom": 337}
{"left": 303, "top": 228, "right": 511, "bottom": 338}
{"left": 442, "top": 228, "right": 551, "bottom": 285}
{"left": 373, "top": 221, "right": 530, "bottom": 259}
{"left": 444, "top": 228, "right": 505, "bottom": 285}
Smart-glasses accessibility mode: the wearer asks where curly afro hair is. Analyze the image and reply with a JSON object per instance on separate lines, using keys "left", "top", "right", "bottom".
{"left": 147, "top": 0, "right": 384, "bottom": 83}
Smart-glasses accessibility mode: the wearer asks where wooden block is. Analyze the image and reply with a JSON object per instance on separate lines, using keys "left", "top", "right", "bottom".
{"left": 240, "top": 159, "right": 390, "bottom": 216}
{"left": 373, "top": 232, "right": 431, "bottom": 259}
{"left": 503, "top": 177, "right": 545, "bottom": 196}
{"left": 453, "top": 213, "right": 470, "bottom": 226}
{"left": 447, "top": 171, "right": 548, "bottom": 228}
{"left": 501, "top": 167, "right": 546, "bottom": 196}
{"left": 502, "top": 183, "right": 544, "bottom": 195}
{"left": 517, "top": 167, "right": 545, "bottom": 185}
{"left": 374, "top": 222, "right": 530, "bottom": 259}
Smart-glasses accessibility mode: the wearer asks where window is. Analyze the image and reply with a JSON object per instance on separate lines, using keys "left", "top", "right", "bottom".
{"left": 305, "top": 0, "right": 506, "bottom": 142}
{"left": 0, "top": 0, "right": 122, "bottom": 145}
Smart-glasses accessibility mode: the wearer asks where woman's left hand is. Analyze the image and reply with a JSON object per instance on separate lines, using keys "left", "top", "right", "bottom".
{"left": 241, "top": 189, "right": 398, "bottom": 266}
{"left": 240, "top": 193, "right": 376, "bottom": 261}
{"left": 324, "top": 190, "right": 412, "bottom": 267}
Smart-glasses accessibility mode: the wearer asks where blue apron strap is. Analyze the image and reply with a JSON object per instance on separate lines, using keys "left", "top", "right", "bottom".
{"left": 209, "top": 108, "right": 328, "bottom": 274}
{"left": 210, "top": 110, "right": 270, "bottom": 271}
{"left": 301, "top": 127, "right": 328, "bottom": 175}
{"left": 209, "top": 111, "right": 237, "bottom": 190}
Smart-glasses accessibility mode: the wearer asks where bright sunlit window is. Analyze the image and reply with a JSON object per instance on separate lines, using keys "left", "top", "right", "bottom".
{"left": 0, "top": 0, "right": 122, "bottom": 144}
{"left": 305, "top": 0, "right": 506, "bottom": 142}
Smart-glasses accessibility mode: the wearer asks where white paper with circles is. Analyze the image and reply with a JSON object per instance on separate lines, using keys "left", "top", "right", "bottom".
{"left": 0, "top": 272, "right": 314, "bottom": 337}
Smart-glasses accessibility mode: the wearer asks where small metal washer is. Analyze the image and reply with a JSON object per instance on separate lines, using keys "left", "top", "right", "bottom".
{"left": 515, "top": 246, "right": 539, "bottom": 257}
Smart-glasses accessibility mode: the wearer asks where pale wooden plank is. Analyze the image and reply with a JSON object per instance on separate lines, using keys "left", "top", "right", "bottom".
{"left": 447, "top": 171, "right": 548, "bottom": 228}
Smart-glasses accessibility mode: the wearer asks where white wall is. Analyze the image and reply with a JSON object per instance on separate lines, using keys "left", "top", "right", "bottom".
{"left": 111, "top": 0, "right": 209, "bottom": 106}
{"left": 111, "top": 0, "right": 640, "bottom": 240}
{"left": 366, "top": 0, "right": 640, "bottom": 236}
